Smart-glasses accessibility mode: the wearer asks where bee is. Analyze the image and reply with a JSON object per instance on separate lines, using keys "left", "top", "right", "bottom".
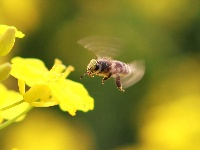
{"left": 78, "top": 36, "right": 145, "bottom": 92}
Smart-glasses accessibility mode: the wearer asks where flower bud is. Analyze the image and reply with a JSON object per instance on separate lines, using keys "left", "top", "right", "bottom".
{"left": 0, "top": 62, "right": 11, "bottom": 81}
{"left": 0, "top": 27, "right": 16, "bottom": 56}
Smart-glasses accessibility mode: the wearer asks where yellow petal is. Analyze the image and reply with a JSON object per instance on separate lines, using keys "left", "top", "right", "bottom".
{"left": 51, "top": 79, "right": 94, "bottom": 116}
{"left": 47, "top": 81, "right": 79, "bottom": 116}
{"left": 0, "top": 62, "right": 11, "bottom": 81}
{"left": 0, "top": 27, "right": 16, "bottom": 56}
{"left": 11, "top": 57, "right": 48, "bottom": 87}
{"left": 11, "top": 57, "right": 48, "bottom": 72}
{"left": 66, "top": 79, "right": 94, "bottom": 111}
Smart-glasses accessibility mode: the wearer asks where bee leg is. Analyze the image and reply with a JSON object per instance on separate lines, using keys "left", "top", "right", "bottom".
{"left": 115, "top": 76, "right": 125, "bottom": 92}
{"left": 102, "top": 73, "right": 112, "bottom": 84}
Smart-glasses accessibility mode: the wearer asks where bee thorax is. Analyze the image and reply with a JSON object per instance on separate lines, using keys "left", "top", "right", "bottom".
{"left": 95, "top": 60, "right": 111, "bottom": 75}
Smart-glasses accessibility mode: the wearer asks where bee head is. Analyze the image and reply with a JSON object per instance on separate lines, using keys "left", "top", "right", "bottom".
{"left": 87, "top": 59, "right": 99, "bottom": 73}
{"left": 80, "top": 59, "right": 99, "bottom": 79}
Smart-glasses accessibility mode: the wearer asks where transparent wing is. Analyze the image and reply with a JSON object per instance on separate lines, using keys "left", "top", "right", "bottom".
{"left": 121, "top": 60, "right": 145, "bottom": 89}
{"left": 77, "top": 36, "right": 123, "bottom": 58}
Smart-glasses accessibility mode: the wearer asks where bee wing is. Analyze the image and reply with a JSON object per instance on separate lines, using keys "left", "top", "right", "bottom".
{"left": 77, "top": 36, "right": 123, "bottom": 58}
{"left": 121, "top": 60, "right": 145, "bottom": 89}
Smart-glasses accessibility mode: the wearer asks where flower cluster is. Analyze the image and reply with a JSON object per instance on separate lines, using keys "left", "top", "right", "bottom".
{"left": 0, "top": 25, "right": 94, "bottom": 129}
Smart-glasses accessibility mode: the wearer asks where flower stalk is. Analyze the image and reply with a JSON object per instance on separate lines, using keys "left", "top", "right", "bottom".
{"left": 0, "top": 105, "right": 33, "bottom": 130}
{"left": 0, "top": 100, "right": 25, "bottom": 111}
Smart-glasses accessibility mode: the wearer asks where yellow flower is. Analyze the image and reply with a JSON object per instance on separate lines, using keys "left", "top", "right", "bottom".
{"left": 10, "top": 57, "right": 94, "bottom": 116}
{"left": 0, "top": 25, "right": 25, "bottom": 56}
{"left": 0, "top": 83, "right": 30, "bottom": 123}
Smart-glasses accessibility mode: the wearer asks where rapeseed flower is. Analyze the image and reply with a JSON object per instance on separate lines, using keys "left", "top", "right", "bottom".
{"left": 10, "top": 57, "right": 94, "bottom": 116}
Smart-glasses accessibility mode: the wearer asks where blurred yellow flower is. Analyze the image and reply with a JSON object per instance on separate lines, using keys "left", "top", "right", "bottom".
{"left": 0, "top": 62, "right": 11, "bottom": 81}
{"left": 10, "top": 57, "right": 94, "bottom": 116}
{"left": 0, "top": 25, "right": 24, "bottom": 56}
{"left": 0, "top": 83, "right": 30, "bottom": 123}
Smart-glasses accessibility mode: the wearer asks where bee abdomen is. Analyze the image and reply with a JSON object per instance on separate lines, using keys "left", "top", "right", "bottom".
{"left": 111, "top": 61, "right": 130, "bottom": 75}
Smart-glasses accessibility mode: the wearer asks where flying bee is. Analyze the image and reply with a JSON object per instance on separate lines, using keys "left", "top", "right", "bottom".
{"left": 78, "top": 36, "right": 145, "bottom": 92}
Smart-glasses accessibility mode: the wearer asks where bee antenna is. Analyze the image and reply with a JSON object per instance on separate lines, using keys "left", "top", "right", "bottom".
{"left": 80, "top": 72, "right": 87, "bottom": 79}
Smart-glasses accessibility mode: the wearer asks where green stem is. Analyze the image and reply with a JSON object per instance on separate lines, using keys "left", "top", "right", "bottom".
{"left": 0, "top": 99, "right": 25, "bottom": 111}
{"left": 0, "top": 105, "right": 33, "bottom": 129}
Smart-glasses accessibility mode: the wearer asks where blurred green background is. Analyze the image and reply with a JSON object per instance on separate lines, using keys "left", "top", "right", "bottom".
{"left": 0, "top": 0, "right": 200, "bottom": 150}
